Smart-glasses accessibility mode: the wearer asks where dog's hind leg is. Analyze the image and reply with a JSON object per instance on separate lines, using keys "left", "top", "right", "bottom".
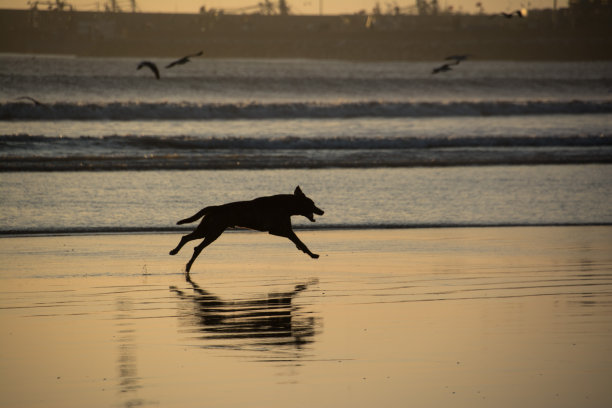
{"left": 185, "top": 229, "right": 224, "bottom": 273}
{"left": 170, "top": 231, "right": 202, "bottom": 255}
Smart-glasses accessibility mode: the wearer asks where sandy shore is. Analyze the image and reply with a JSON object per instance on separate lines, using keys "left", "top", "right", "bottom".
{"left": 1, "top": 227, "right": 611, "bottom": 408}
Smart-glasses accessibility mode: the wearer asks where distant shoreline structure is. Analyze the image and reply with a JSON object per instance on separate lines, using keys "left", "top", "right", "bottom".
{"left": 0, "top": 7, "right": 610, "bottom": 60}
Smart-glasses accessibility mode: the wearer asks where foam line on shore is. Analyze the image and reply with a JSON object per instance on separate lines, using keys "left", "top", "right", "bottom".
{"left": 2, "top": 222, "right": 611, "bottom": 237}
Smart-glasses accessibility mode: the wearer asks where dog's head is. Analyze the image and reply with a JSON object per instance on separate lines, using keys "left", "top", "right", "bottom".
{"left": 294, "top": 186, "right": 324, "bottom": 222}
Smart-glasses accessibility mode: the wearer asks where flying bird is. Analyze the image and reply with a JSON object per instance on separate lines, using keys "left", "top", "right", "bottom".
{"left": 137, "top": 61, "right": 160, "bottom": 79}
{"left": 500, "top": 9, "right": 526, "bottom": 18}
{"left": 16, "top": 96, "right": 46, "bottom": 106}
{"left": 432, "top": 63, "right": 453, "bottom": 74}
{"left": 165, "top": 51, "right": 204, "bottom": 69}
{"left": 445, "top": 54, "right": 470, "bottom": 65}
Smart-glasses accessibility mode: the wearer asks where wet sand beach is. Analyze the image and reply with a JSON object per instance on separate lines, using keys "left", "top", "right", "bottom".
{"left": 1, "top": 227, "right": 611, "bottom": 408}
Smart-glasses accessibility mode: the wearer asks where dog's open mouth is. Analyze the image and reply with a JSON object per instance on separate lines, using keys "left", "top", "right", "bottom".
{"left": 308, "top": 207, "right": 324, "bottom": 222}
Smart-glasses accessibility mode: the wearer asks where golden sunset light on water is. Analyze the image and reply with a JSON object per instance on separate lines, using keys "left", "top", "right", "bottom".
{"left": 2, "top": 229, "right": 612, "bottom": 407}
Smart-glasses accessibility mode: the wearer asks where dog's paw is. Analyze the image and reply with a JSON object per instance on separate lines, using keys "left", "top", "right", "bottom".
{"left": 311, "top": 253, "right": 320, "bottom": 259}
{"left": 169, "top": 249, "right": 178, "bottom": 255}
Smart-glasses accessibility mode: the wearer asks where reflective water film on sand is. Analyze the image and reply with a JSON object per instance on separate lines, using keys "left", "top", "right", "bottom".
{"left": 1, "top": 228, "right": 611, "bottom": 408}
{"left": 171, "top": 275, "right": 320, "bottom": 356}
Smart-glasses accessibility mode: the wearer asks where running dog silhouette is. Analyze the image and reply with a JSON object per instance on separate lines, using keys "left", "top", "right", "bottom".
{"left": 170, "top": 186, "right": 324, "bottom": 272}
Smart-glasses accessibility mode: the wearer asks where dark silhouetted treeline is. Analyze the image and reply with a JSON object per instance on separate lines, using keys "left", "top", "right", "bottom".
{"left": 0, "top": 7, "right": 610, "bottom": 60}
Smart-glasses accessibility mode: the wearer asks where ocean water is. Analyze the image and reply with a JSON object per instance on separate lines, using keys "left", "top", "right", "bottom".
{"left": 1, "top": 55, "right": 611, "bottom": 233}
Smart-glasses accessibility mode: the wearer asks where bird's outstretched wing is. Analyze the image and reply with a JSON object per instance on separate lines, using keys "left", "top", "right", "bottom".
{"left": 187, "top": 50, "right": 204, "bottom": 58}
{"left": 445, "top": 54, "right": 469, "bottom": 64}
{"left": 165, "top": 58, "right": 186, "bottom": 69}
{"left": 137, "top": 61, "right": 160, "bottom": 79}
{"left": 17, "top": 96, "right": 46, "bottom": 106}
{"left": 165, "top": 51, "right": 203, "bottom": 69}
{"left": 432, "top": 63, "right": 452, "bottom": 74}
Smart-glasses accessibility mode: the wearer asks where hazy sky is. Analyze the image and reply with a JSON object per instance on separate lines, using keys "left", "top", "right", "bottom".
{"left": 0, "top": 0, "right": 565, "bottom": 15}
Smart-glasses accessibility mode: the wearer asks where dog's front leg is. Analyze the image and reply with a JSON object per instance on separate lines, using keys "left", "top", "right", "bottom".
{"left": 281, "top": 230, "right": 319, "bottom": 259}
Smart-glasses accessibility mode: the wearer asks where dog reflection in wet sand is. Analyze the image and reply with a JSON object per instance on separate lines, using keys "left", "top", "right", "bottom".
{"left": 170, "top": 275, "right": 319, "bottom": 347}
{"left": 170, "top": 186, "right": 324, "bottom": 273}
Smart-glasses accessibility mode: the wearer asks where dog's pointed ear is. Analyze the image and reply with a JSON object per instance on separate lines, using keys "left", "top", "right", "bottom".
{"left": 294, "top": 186, "right": 305, "bottom": 196}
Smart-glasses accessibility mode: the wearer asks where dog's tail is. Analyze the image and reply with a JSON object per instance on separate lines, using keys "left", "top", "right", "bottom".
{"left": 176, "top": 206, "right": 217, "bottom": 225}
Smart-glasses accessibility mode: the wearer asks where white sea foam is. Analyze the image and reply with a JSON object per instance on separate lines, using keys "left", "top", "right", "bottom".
{"left": 1, "top": 133, "right": 611, "bottom": 171}
{"left": 2, "top": 99, "right": 612, "bottom": 120}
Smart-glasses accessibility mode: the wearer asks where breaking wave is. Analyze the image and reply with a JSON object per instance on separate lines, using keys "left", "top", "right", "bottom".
{"left": 3, "top": 99, "right": 612, "bottom": 120}
{"left": 2, "top": 133, "right": 611, "bottom": 171}
{"left": 3, "top": 133, "right": 612, "bottom": 150}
